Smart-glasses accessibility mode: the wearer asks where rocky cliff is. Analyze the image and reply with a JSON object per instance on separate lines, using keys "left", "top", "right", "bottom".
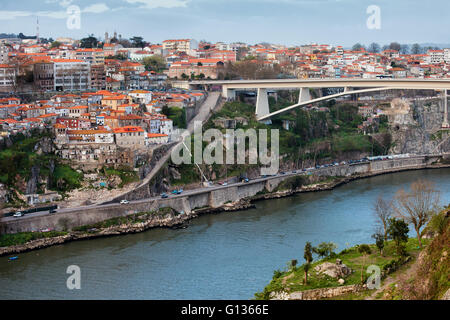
{"left": 389, "top": 98, "right": 450, "bottom": 154}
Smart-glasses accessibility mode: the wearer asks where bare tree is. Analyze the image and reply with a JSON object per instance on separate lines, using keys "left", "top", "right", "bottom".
{"left": 394, "top": 179, "right": 441, "bottom": 248}
{"left": 373, "top": 195, "right": 393, "bottom": 241}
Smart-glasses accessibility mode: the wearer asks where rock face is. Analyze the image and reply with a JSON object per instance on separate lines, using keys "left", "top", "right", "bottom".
{"left": 389, "top": 99, "right": 450, "bottom": 155}
{"left": 314, "top": 260, "right": 353, "bottom": 279}
{"left": 34, "top": 136, "right": 54, "bottom": 155}
{"left": 26, "top": 165, "right": 40, "bottom": 195}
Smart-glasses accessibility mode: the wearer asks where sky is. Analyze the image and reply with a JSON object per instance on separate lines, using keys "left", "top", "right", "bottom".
{"left": 0, "top": 0, "right": 449, "bottom": 47}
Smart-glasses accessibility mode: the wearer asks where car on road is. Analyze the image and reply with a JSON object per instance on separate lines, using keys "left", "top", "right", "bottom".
{"left": 120, "top": 200, "right": 130, "bottom": 205}
{"left": 292, "top": 171, "right": 297, "bottom": 174}
{"left": 161, "top": 193, "right": 169, "bottom": 199}
{"left": 242, "top": 178, "right": 249, "bottom": 183}
{"left": 222, "top": 182, "right": 228, "bottom": 186}
{"left": 177, "top": 189, "right": 184, "bottom": 195}
{"left": 13, "top": 212, "right": 24, "bottom": 218}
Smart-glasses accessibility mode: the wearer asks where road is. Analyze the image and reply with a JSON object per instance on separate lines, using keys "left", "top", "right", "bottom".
{"left": 2, "top": 154, "right": 436, "bottom": 223}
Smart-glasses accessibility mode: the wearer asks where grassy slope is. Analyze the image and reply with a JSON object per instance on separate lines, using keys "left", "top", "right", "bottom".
{"left": 255, "top": 238, "right": 427, "bottom": 300}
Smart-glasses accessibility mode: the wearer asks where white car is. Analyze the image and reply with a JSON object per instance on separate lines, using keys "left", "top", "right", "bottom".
{"left": 13, "top": 212, "right": 24, "bottom": 217}
{"left": 120, "top": 200, "right": 130, "bottom": 205}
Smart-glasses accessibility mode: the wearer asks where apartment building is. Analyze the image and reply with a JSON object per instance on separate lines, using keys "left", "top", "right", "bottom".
{"left": 162, "top": 39, "right": 199, "bottom": 54}
{"left": 33, "top": 61, "right": 54, "bottom": 91}
{"left": 113, "top": 126, "right": 146, "bottom": 149}
{"left": 53, "top": 59, "right": 91, "bottom": 92}
{"left": 0, "top": 64, "right": 16, "bottom": 92}
{"left": 74, "top": 48, "right": 105, "bottom": 65}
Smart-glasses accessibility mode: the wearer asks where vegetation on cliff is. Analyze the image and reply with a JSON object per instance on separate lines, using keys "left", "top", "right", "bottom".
{"left": 0, "top": 130, "right": 82, "bottom": 207}
{"left": 169, "top": 95, "right": 392, "bottom": 186}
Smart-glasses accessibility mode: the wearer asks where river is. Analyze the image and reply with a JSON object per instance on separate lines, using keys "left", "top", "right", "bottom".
{"left": 0, "top": 168, "right": 449, "bottom": 300}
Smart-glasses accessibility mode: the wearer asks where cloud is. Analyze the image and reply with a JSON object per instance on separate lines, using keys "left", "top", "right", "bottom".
{"left": 124, "top": 0, "right": 189, "bottom": 9}
{"left": 0, "top": 2, "right": 110, "bottom": 20}
{"left": 44, "top": 0, "right": 73, "bottom": 7}
{"left": 0, "top": 11, "right": 32, "bottom": 20}
{"left": 83, "top": 3, "right": 110, "bottom": 14}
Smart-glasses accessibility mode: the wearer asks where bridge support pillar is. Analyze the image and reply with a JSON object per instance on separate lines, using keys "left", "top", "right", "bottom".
{"left": 298, "top": 87, "right": 311, "bottom": 104}
{"left": 443, "top": 90, "right": 449, "bottom": 128}
{"left": 256, "top": 88, "right": 272, "bottom": 124}
{"left": 222, "top": 86, "right": 236, "bottom": 100}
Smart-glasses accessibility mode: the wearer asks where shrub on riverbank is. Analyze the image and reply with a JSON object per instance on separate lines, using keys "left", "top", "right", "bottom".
{"left": 72, "top": 207, "right": 176, "bottom": 232}
{"left": 0, "top": 231, "right": 68, "bottom": 247}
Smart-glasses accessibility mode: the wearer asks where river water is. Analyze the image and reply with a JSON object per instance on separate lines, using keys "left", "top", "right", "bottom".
{"left": 0, "top": 168, "right": 449, "bottom": 300}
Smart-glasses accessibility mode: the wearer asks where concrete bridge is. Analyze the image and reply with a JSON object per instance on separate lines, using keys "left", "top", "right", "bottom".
{"left": 2, "top": 154, "right": 446, "bottom": 234}
{"left": 178, "top": 79, "right": 450, "bottom": 127}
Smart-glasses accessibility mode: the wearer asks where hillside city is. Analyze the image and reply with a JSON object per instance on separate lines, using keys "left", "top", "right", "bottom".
{"left": 1, "top": 36, "right": 450, "bottom": 152}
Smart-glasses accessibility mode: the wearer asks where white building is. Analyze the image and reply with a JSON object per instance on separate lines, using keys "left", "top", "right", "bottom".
{"left": 160, "top": 118, "right": 173, "bottom": 136}
{"left": 129, "top": 90, "right": 152, "bottom": 104}
{"left": 162, "top": 39, "right": 198, "bottom": 55}
{"left": 0, "top": 64, "right": 16, "bottom": 92}
{"left": 53, "top": 59, "right": 91, "bottom": 92}
{"left": 427, "top": 50, "right": 444, "bottom": 64}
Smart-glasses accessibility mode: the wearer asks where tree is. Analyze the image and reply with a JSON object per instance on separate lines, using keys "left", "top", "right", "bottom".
{"left": 372, "top": 232, "right": 385, "bottom": 255}
{"left": 400, "top": 44, "right": 410, "bottom": 54}
{"left": 303, "top": 242, "right": 313, "bottom": 284}
{"left": 290, "top": 259, "right": 298, "bottom": 271}
{"left": 142, "top": 55, "right": 166, "bottom": 72}
{"left": 373, "top": 195, "right": 393, "bottom": 241}
{"left": 411, "top": 43, "right": 422, "bottom": 54}
{"left": 389, "top": 42, "right": 401, "bottom": 52}
{"left": 50, "top": 41, "right": 62, "bottom": 49}
{"left": 387, "top": 218, "right": 409, "bottom": 256}
{"left": 394, "top": 179, "right": 440, "bottom": 248}
{"left": 80, "top": 34, "right": 99, "bottom": 48}
{"left": 313, "top": 242, "right": 337, "bottom": 259}
{"left": 303, "top": 263, "right": 311, "bottom": 285}
{"left": 368, "top": 42, "right": 380, "bottom": 53}
{"left": 352, "top": 43, "right": 365, "bottom": 51}
{"left": 130, "top": 36, "right": 145, "bottom": 48}
{"left": 358, "top": 244, "right": 372, "bottom": 283}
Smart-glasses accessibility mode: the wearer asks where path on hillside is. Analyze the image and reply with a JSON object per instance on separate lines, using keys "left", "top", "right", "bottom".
{"left": 365, "top": 251, "right": 421, "bottom": 300}
{"left": 134, "top": 92, "right": 222, "bottom": 190}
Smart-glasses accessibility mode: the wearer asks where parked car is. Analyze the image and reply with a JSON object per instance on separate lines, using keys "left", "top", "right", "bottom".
{"left": 161, "top": 193, "right": 169, "bottom": 199}
{"left": 177, "top": 189, "right": 184, "bottom": 195}
{"left": 13, "top": 212, "right": 24, "bottom": 218}
{"left": 222, "top": 182, "right": 228, "bottom": 186}
{"left": 120, "top": 200, "right": 130, "bottom": 205}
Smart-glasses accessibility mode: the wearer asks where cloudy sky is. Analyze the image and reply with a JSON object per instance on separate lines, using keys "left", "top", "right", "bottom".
{"left": 0, "top": 0, "right": 449, "bottom": 47}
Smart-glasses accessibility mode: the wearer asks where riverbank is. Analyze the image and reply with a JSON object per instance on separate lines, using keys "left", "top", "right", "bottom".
{"left": 1, "top": 163, "right": 449, "bottom": 257}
